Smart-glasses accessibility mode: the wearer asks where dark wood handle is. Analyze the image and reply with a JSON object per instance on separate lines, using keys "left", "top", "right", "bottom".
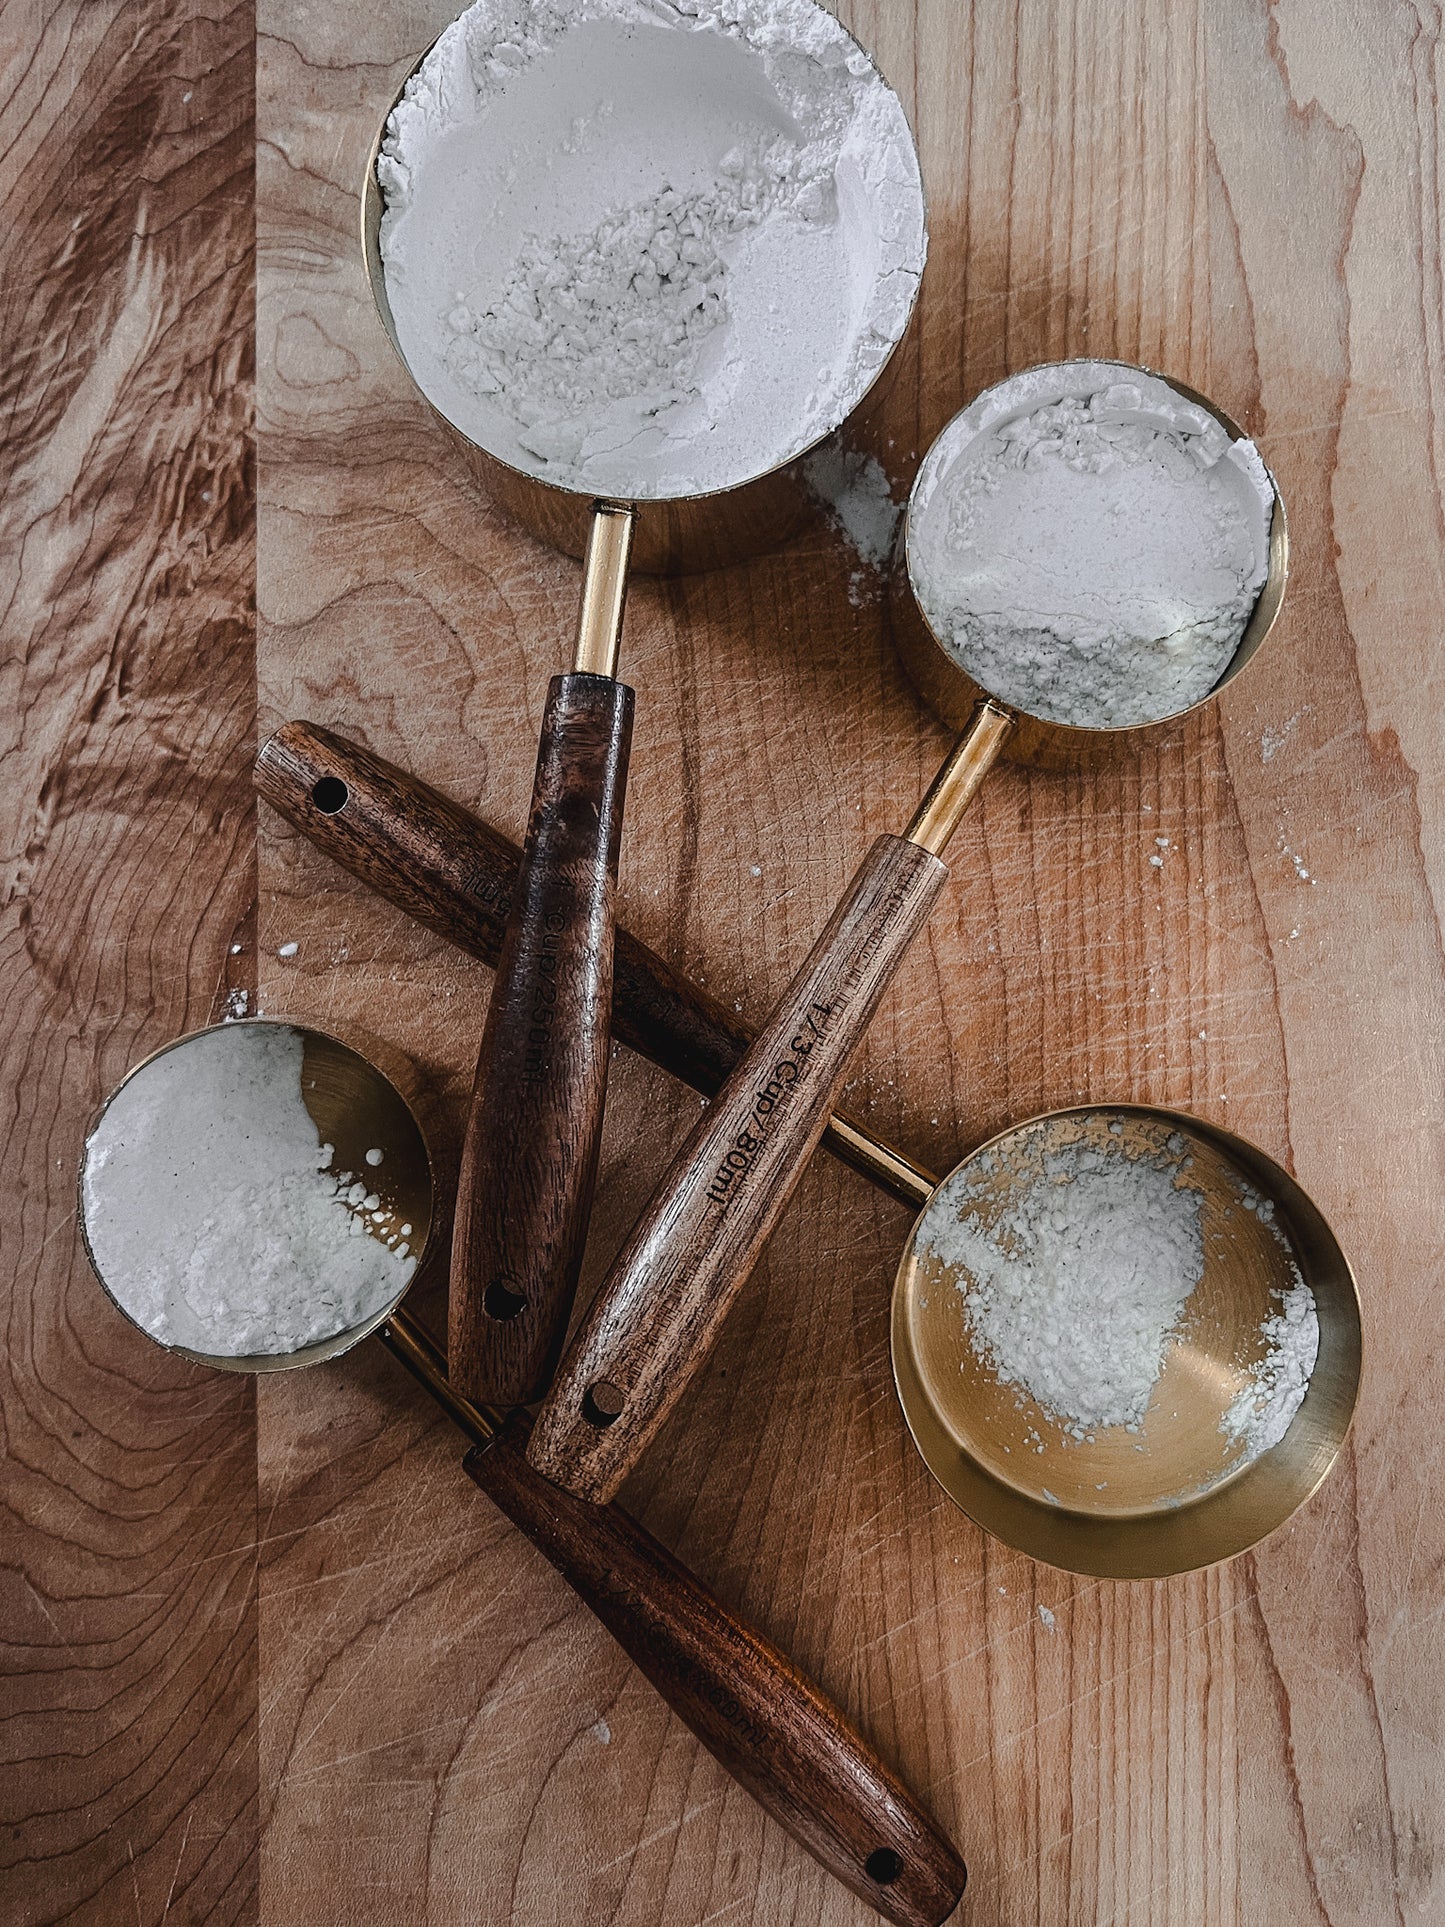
{"left": 527, "top": 835, "right": 947, "bottom": 1501}
{"left": 253, "top": 721, "right": 934, "bottom": 1209}
{"left": 467, "top": 1414, "right": 966, "bottom": 1927}
{"left": 448, "top": 672, "right": 633, "bottom": 1405}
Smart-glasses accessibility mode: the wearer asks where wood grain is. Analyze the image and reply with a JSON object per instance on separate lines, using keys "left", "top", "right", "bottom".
{"left": 4, "top": 0, "right": 1442, "bottom": 1920}
{"left": 0, "top": 4, "right": 257, "bottom": 1923}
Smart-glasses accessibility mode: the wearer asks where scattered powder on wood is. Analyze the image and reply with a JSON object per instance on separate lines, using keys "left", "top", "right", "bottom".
{"left": 1220, "top": 1191, "right": 1320, "bottom": 1463}
{"left": 82, "top": 1025, "right": 416, "bottom": 1358}
{"left": 918, "top": 1131, "right": 1206, "bottom": 1434}
{"left": 803, "top": 438, "right": 902, "bottom": 568}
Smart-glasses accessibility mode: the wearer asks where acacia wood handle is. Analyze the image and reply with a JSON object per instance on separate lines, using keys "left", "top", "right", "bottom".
{"left": 253, "top": 721, "right": 934, "bottom": 1210}
{"left": 450, "top": 672, "right": 633, "bottom": 1405}
{"left": 527, "top": 834, "right": 947, "bottom": 1501}
{"left": 467, "top": 1413, "right": 966, "bottom": 1927}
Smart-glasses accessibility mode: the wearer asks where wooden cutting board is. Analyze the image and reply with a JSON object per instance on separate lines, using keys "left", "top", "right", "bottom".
{"left": 4, "top": 1, "right": 1442, "bottom": 1921}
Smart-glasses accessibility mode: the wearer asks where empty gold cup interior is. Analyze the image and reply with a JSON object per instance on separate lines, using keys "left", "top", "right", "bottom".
{"left": 891, "top": 1106, "right": 1361, "bottom": 1578}
{"left": 79, "top": 1020, "right": 436, "bottom": 1374}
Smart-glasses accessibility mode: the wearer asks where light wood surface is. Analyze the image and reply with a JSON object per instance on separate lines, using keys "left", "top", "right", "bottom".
{"left": 5, "top": 0, "right": 1443, "bottom": 1921}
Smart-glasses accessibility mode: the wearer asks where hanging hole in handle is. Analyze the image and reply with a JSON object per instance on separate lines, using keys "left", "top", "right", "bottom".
{"left": 582, "top": 1380, "right": 626, "bottom": 1427}
{"left": 484, "top": 1279, "right": 527, "bottom": 1322}
{"left": 865, "top": 1849, "right": 904, "bottom": 1886}
{"left": 311, "top": 777, "right": 349, "bottom": 814}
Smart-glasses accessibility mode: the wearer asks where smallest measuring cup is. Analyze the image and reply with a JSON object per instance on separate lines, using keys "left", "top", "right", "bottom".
{"left": 79, "top": 1020, "right": 434, "bottom": 1373}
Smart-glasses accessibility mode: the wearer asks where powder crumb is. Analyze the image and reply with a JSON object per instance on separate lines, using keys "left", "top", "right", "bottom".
{"left": 365, "top": 1147, "right": 385, "bottom": 1167}
{"left": 1282, "top": 843, "right": 1315, "bottom": 884}
{"left": 918, "top": 1123, "right": 1205, "bottom": 1433}
{"left": 1037, "top": 1603, "right": 1056, "bottom": 1632}
{"left": 277, "top": 941, "right": 299, "bottom": 959}
{"left": 230, "top": 942, "right": 243, "bottom": 955}
{"left": 222, "top": 989, "right": 250, "bottom": 1022}
{"left": 803, "top": 439, "right": 902, "bottom": 568}
{"left": 590, "top": 1719, "right": 611, "bottom": 1746}
{"left": 81, "top": 1025, "right": 416, "bottom": 1358}
{"left": 1149, "top": 854, "right": 1164, "bottom": 868}
{"left": 1221, "top": 1275, "right": 1319, "bottom": 1462}
{"left": 1261, "top": 708, "right": 1307, "bottom": 762}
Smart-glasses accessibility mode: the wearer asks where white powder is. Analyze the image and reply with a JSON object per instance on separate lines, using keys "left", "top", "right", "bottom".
{"left": 82, "top": 1025, "right": 417, "bottom": 1358}
{"left": 803, "top": 437, "right": 901, "bottom": 566}
{"left": 908, "top": 361, "right": 1276, "bottom": 728}
{"left": 378, "top": 0, "right": 925, "bottom": 497}
{"left": 919, "top": 1130, "right": 1205, "bottom": 1434}
{"left": 1221, "top": 1277, "right": 1319, "bottom": 1462}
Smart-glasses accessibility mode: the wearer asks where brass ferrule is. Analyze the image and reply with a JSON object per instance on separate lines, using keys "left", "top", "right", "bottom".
{"left": 573, "top": 502, "right": 636, "bottom": 677}
{"left": 905, "top": 702, "right": 1014, "bottom": 855}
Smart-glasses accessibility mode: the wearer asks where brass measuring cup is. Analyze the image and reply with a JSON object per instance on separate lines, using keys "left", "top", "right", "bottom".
{"left": 891, "top": 1106, "right": 1361, "bottom": 1579}
{"left": 525, "top": 359, "right": 1288, "bottom": 1504}
{"left": 77, "top": 1020, "right": 966, "bottom": 1925}
{"left": 359, "top": 11, "right": 927, "bottom": 1413}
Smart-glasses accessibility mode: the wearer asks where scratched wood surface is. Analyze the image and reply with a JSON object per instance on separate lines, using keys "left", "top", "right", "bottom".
{"left": 5, "top": 0, "right": 1442, "bottom": 1921}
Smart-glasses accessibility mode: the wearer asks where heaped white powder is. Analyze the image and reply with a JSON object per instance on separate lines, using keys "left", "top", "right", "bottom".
{"left": 919, "top": 1131, "right": 1205, "bottom": 1434}
{"left": 377, "top": 0, "right": 925, "bottom": 497}
{"left": 908, "top": 361, "right": 1276, "bottom": 728}
{"left": 82, "top": 1025, "right": 417, "bottom": 1358}
{"left": 803, "top": 437, "right": 901, "bottom": 567}
{"left": 1221, "top": 1274, "right": 1319, "bottom": 1462}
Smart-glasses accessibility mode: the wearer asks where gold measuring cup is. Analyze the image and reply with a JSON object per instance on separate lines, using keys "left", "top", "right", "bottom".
{"left": 359, "top": 11, "right": 927, "bottom": 1414}
{"left": 526, "top": 359, "right": 1288, "bottom": 1504}
{"left": 78, "top": 1020, "right": 966, "bottom": 1926}
{"left": 892, "top": 1105, "right": 1360, "bottom": 1578}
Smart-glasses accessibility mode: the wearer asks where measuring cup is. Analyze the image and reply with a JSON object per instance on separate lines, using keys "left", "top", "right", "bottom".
{"left": 892, "top": 1106, "right": 1360, "bottom": 1578}
{"left": 78, "top": 1020, "right": 964, "bottom": 1926}
{"left": 525, "top": 359, "right": 1288, "bottom": 1502}
{"left": 359, "top": 7, "right": 927, "bottom": 1411}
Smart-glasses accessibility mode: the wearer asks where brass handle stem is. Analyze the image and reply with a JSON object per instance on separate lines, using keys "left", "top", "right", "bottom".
{"left": 380, "top": 1308, "right": 503, "bottom": 1446}
{"left": 573, "top": 501, "right": 636, "bottom": 677}
{"left": 904, "top": 702, "right": 1014, "bottom": 855}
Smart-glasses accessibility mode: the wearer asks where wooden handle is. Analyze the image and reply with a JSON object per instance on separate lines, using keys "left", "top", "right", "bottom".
{"left": 528, "top": 835, "right": 947, "bottom": 1501}
{"left": 467, "top": 1414, "right": 967, "bottom": 1927}
{"left": 450, "top": 672, "right": 633, "bottom": 1405}
{"left": 253, "top": 721, "right": 934, "bottom": 1209}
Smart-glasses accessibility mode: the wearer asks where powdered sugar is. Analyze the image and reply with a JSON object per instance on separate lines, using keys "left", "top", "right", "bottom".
{"left": 908, "top": 361, "right": 1275, "bottom": 728}
{"left": 919, "top": 1130, "right": 1205, "bottom": 1434}
{"left": 377, "top": 0, "right": 925, "bottom": 497}
{"left": 81, "top": 1025, "right": 417, "bottom": 1359}
{"left": 1220, "top": 1255, "right": 1319, "bottom": 1464}
{"left": 803, "top": 437, "right": 901, "bottom": 566}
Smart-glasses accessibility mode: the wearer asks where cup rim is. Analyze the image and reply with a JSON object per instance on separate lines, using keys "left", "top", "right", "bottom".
{"left": 77, "top": 1017, "right": 437, "bottom": 1375}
